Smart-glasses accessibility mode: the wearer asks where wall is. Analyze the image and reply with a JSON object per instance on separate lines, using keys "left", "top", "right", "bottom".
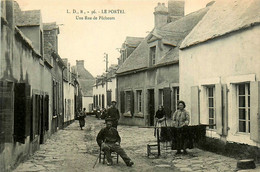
{"left": 63, "top": 82, "right": 75, "bottom": 123}
{"left": 180, "top": 25, "right": 260, "bottom": 147}
{"left": 0, "top": 26, "right": 53, "bottom": 172}
{"left": 117, "top": 63, "right": 179, "bottom": 126}
{"left": 18, "top": 26, "right": 42, "bottom": 55}
{"left": 82, "top": 96, "right": 93, "bottom": 112}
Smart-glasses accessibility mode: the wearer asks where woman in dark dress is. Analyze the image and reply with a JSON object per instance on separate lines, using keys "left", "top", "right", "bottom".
{"left": 155, "top": 105, "right": 167, "bottom": 140}
{"left": 78, "top": 108, "right": 86, "bottom": 130}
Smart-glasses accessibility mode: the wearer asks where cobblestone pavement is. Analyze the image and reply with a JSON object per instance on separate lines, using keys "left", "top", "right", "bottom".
{"left": 13, "top": 116, "right": 260, "bottom": 172}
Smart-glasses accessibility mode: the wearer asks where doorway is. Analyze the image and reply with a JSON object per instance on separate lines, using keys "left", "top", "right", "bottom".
{"left": 148, "top": 89, "right": 155, "bottom": 126}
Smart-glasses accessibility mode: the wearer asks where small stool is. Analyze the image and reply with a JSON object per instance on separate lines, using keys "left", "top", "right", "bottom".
{"left": 147, "top": 142, "right": 159, "bottom": 157}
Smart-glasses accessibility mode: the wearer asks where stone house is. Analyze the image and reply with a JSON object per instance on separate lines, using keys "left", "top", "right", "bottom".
{"left": 179, "top": 0, "right": 260, "bottom": 160}
{"left": 116, "top": 0, "right": 209, "bottom": 126}
{"left": 0, "top": 1, "right": 55, "bottom": 170}
{"left": 43, "top": 22, "right": 66, "bottom": 132}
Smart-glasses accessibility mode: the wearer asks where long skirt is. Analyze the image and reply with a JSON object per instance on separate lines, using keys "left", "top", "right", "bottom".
{"left": 79, "top": 118, "right": 85, "bottom": 127}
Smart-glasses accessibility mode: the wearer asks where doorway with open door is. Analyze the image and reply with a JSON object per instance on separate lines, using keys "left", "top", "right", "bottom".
{"left": 148, "top": 89, "right": 155, "bottom": 126}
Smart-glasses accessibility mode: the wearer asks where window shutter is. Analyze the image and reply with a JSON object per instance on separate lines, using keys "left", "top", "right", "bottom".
{"left": 215, "top": 83, "right": 223, "bottom": 135}
{"left": 120, "top": 91, "right": 125, "bottom": 113}
{"left": 163, "top": 87, "right": 171, "bottom": 118}
{"left": 222, "top": 84, "right": 228, "bottom": 136}
{"left": 107, "top": 90, "right": 112, "bottom": 107}
{"left": 0, "top": 82, "right": 14, "bottom": 144}
{"left": 250, "top": 81, "right": 260, "bottom": 142}
{"left": 14, "top": 83, "right": 31, "bottom": 144}
{"left": 172, "top": 88, "right": 176, "bottom": 113}
{"left": 45, "top": 95, "right": 49, "bottom": 131}
{"left": 130, "top": 91, "right": 134, "bottom": 115}
{"left": 191, "top": 86, "right": 200, "bottom": 125}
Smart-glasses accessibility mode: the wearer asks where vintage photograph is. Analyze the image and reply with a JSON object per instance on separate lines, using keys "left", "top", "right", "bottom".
{"left": 1, "top": 0, "right": 260, "bottom": 171}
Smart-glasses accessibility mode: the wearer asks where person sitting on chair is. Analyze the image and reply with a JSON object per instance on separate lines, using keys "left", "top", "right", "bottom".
{"left": 96, "top": 118, "right": 134, "bottom": 167}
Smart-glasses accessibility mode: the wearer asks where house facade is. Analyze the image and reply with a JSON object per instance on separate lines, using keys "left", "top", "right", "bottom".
{"left": 62, "top": 58, "right": 76, "bottom": 127}
{"left": 93, "top": 64, "right": 118, "bottom": 110}
{"left": 116, "top": 1, "right": 209, "bottom": 126}
{"left": 0, "top": 1, "right": 55, "bottom": 170}
{"left": 180, "top": 0, "right": 260, "bottom": 159}
{"left": 43, "top": 22, "right": 65, "bottom": 132}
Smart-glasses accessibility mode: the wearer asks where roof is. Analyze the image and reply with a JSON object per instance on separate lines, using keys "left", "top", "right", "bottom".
{"left": 157, "top": 47, "right": 179, "bottom": 65}
{"left": 73, "top": 64, "right": 94, "bottom": 96}
{"left": 116, "top": 7, "right": 209, "bottom": 74}
{"left": 124, "top": 37, "right": 144, "bottom": 47}
{"left": 154, "top": 7, "right": 210, "bottom": 46}
{"left": 78, "top": 79, "right": 95, "bottom": 96}
{"left": 180, "top": 0, "right": 260, "bottom": 49}
{"left": 43, "top": 22, "right": 60, "bottom": 33}
{"left": 116, "top": 33, "right": 151, "bottom": 74}
{"left": 15, "top": 10, "right": 41, "bottom": 26}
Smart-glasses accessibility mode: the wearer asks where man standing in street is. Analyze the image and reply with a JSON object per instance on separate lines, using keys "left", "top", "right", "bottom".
{"left": 106, "top": 101, "right": 120, "bottom": 128}
{"left": 96, "top": 118, "right": 134, "bottom": 166}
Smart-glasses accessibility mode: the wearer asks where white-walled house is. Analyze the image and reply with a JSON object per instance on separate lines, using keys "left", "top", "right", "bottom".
{"left": 179, "top": 0, "right": 260, "bottom": 159}
{"left": 93, "top": 65, "right": 118, "bottom": 109}
{"left": 62, "top": 59, "right": 76, "bottom": 126}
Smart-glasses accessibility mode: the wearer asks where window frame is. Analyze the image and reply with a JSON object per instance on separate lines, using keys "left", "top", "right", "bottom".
{"left": 207, "top": 86, "right": 216, "bottom": 130}
{"left": 237, "top": 83, "right": 250, "bottom": 133}
{"left": 125, "top": 91, "right": 131, "bottom": 112}
{"left": 136, "top": 90, "right": 142, "bottom": 113}
{"left": 158, "top": 89, "right": 164, "bottom": 106}
{"left": 150, "top": 46, "right": 156, "bottom": 65}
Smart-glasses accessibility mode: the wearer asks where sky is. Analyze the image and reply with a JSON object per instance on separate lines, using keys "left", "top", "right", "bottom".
{"left": 15, "top": 0, "right": 212, "bottom": 77}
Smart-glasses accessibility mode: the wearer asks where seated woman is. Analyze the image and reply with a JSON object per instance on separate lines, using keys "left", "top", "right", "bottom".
{"left": 171, "top": 101, "right": 190, "bottom": 154}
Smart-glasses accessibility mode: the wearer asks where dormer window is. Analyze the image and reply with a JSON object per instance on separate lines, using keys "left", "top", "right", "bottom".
{"left": 150, "top": 46, "right": 156, "bottom": 65}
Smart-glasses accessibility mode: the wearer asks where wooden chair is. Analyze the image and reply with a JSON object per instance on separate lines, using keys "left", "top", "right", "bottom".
{"left": 99, "top": 145, "right": 119, "bottom": 164}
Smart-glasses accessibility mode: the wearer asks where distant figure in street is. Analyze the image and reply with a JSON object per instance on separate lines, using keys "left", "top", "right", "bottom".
{"left": 154, "top": 105, "right": 167, "bottom": 140}
{"left": 78, "top": 108, "right": 86, "bottom": 130}
{"left": 172, "top": 101, "right": 190, "bottom": 154}
{"left": 96, "top": 118, "right": 134, "bottom": 166}
{"left": 106, "top": 101, "right": 120, "bottom": 129}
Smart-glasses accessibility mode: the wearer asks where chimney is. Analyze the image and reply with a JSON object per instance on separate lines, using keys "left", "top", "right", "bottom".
{"left": 167, "top": 0, "right": 184, "bottom": 23}
{"left": 76, "top": 60, "right": 84, "bottom": 67}
{"left": 154, "top": 2, "right": 168, "bottom": 28}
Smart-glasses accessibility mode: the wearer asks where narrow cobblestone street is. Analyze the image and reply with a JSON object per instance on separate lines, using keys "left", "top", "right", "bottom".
{"left": 13, "top": 116, "right": 259, "bottom": 172}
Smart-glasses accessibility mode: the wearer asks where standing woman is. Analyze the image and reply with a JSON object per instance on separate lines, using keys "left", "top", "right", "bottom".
{"left": 155, "top": 105, "right": 167, "bottom": 140}
{"left": 172, "top": 101, "right": 190, "bottom": 154}
{"left": 79, "top": 108, "right": 86, "bottom": 130}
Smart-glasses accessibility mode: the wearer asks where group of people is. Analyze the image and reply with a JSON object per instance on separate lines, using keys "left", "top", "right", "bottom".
{"left": 79, "top": 100, "right": 189, "bottom": 167}
{"left": 155, "top": 100, "right": 190, "bottom": 154}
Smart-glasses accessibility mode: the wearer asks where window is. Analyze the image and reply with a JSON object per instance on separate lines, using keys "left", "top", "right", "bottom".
{"left": 102, "top": 94, "right": 105, "bottom": 108}
{"left": 99, "top": 94, "right": 101, "bottom": 107}
{"left": 150, "top": 46, "right": 156, "bottom": 65}
{"left": 207, "top": 86, "right": 216, "bottom": 129}
{"left": 237, "top": 83, "right": 250, "bottom": 133}
{"left": 173, "top": 87, "right": 179, "bottom": 112}
{"left": 137, "top": 90, "right": 142, "bottom": 112}
{"left": 159, "top": 89, "right": 164, "bottom": 106}
{"left": 125, "top": 91, "right": 131, "bottom": 112}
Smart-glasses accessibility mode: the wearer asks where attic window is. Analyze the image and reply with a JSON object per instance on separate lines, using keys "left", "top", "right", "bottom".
{"left": 150, "top": 46, "right": 156, "bottom": 65}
